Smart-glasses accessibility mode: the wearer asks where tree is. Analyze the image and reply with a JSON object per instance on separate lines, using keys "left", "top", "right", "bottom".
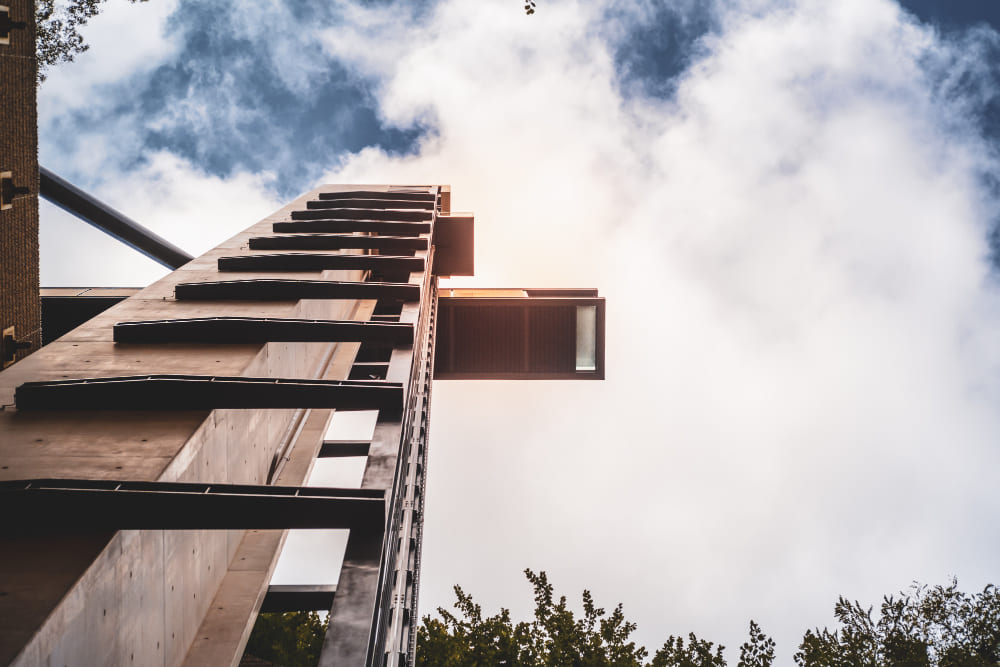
{"left": 417, "top": 569, "right": 650, "bottom": 667}
{"left": 243, "top": 611, "right": 329, "bottom": 667}
{"left": 35, "top": 0, "right": 147, "bottom": 81}
{"left": 649, "top": 634, "right": 726, "bottom": 667}
{"left": 418, "top": 574, "right": 997, "bottom": 667}
{"left": 795, "top": 580, "right": 1000, "bottom": 667}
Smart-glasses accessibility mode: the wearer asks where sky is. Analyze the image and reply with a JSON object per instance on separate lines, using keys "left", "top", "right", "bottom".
{"left": 37, "top": 0, "right": 1000, "bottom": 662}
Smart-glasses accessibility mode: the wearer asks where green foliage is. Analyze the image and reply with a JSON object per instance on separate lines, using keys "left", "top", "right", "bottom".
{"left": 794, "top": 580, "right": 1000, "bottom": 667}
{"left": 34, "top": 0, "right": 147, "bottom": 81}
{"left": 418, "top": 575, "right": 997, "bottom": 667}
{"left": 738, "top": 621, "right": 775, "bottom": 667}
{"left": 244, "top": 611, "right": 329, "bottom": 667}
{"left": 417, "top": 569, "right": 649, "bottom": 667}
{"left": 650, "top": 634, "right": 726, "bottom": 667}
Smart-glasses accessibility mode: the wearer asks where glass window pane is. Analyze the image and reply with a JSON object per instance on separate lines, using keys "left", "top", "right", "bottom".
{"left": 576, "top": 305, "right": 597, "bottom": 371}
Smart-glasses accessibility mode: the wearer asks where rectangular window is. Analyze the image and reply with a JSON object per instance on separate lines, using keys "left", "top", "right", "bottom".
{"left": 575, "top": 305, "right": 597, "bottom": 371}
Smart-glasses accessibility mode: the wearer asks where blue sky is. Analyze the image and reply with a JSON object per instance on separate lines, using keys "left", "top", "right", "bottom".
{"left": 37, "top": 0, "right": 1000, "bottom": 661}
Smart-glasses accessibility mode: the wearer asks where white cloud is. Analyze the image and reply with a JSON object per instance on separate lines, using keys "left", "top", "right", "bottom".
{"left": 319, "top": 0, "right": 1000, "bottom": 658}
{"left": 38, "top": 0, "right": 182, "bottom": 110}
{"left": 41, "top": 152, "right": 282, "bottom": 285}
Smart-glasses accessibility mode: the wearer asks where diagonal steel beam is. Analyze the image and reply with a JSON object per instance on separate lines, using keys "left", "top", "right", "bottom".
{"left": 39, "top": 166, "right": 193, "bottom": 269}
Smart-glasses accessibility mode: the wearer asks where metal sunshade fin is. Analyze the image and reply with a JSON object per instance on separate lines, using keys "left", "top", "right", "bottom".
{"left": 291, "top": 208, "right": 432, "bottom": 222}
{"left": 14, "top": 374, "right": 404, "bottom": 414}
{"left": 305, "top": 198, "right": 434, "bottom": 211}
{"left": 113, "top": 317, "right": 414, "bottom": 345}
{"left": 248, "top": 234, "right": 428, "bottom": 251}
{"left": 317, "top": 190, "right": 435, "bottom": 202}
{"left": 174, "top": 278, "right": 420, "bottom": 301}
{"left": 272, "top": 219, "right": 431, "bottom": 236}
{"left": 217, "top": 253, "right": 425, "bottom": 273}
{"left": 0, "top": 479, "right": 386, "bottom": 532}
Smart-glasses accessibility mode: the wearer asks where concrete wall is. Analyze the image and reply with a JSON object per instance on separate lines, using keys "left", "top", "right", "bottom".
{"left": 0, "top": 188, "right": 373, "bottom": 666}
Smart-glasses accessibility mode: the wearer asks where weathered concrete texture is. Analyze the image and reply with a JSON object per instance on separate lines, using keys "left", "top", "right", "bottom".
{"left": 183, "top": 309, "right": 374, "bottom": 667}
{"left": 0, "top": 187, "right": 395, "bottom": 666}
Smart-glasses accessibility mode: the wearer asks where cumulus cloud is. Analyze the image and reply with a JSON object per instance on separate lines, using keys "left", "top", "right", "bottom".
{"left": 41, "top": 152, "right": 282, "bottom": 285}
{"left": 37, "top": 0, "right": 1000, "bottom": 661}
{"left": 316, "top": 0, "right": 1000, "bottom": 657}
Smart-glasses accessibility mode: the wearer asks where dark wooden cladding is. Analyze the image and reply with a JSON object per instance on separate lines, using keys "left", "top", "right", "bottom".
{"left": 443, "top": 304, "right": 525, "bottom": 374}
{"left": 273, "top": 220, "right": 431, "bottom": 236}
{"left": 528, "top": 305, "right": 576, "bottom": 372}
{"left": 248, "top": 234, "right": 428, "bottom": 251}
{"left": 291, "top": 208, "right": 432, "bottom": 222}
{"left": 317, "top": 190, "right": 435, "bottom": 202}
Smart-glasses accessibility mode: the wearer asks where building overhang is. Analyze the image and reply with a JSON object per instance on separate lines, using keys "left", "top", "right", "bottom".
{"left": 432, "top": 212, "right": 474, "bottom": 277}
{"left": 434, "top": 289, "right": 605, "bottom": 380}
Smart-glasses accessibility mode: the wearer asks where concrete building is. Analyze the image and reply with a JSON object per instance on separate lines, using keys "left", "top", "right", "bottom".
{"left": 0, "top": 184, "right": 604, "bottom": 666}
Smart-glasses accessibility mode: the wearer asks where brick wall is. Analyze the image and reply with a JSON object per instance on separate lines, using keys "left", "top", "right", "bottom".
{"left": 0, "top": 0, "right": 40, "bottom": 364}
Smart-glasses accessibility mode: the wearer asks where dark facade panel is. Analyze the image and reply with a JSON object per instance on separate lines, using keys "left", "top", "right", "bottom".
{"left": 433, "top": 214, "right": 474, "bottom": 277}
{"left": 174, "top": 279, "right": 420, "bottom": 302}
{"left": 528, "top": 305, "right": 576, "bottom": 372}
{"left": 440, "top": 304, "right": 525, "bottom": 375}
{"left": 262, "top": 585, "right": 338, "bottom": 613}
{"left": 41, "top": 294, "right": 129, "bottom": 344}
{"left": 217, "top": 253, "right": 424, "bottom": 273}
{"left": 248, "top": 234, "right": 428, "bottom": 252}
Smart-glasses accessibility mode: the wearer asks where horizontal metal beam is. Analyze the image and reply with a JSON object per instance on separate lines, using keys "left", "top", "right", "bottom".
{"left": 248, "top": 234, "right": 427, "bottom": 252}
{"left": 113, "top": 317, "right": 413, "bottom": 345}
{"left": 38, "top": 166, "right": 193, "bottom": 269}
{"left": 292, "top": 208, "right": 431, "bottom": 222}
{"left": 317, "top": 191, "right": 435, "bottom": 202}
{"left": 14, "top": 374, "right": 403, "bottom": 413}
{"left": 273, "top": 220, "right": 430, "bottom": 236}
{"left": 217, "top": 253, "right": 424, "bottom": 273}
{"left": 0, "top": 479, "right": 384, "bottom": 532}
{"left": 175, "top": 279, "right": 420, "bottom": 302}
{"left": 306, "top": 198, "right": 433, "bottom": 210}
{"left": 262, "top": 585, "right": 338, "bottom": 613}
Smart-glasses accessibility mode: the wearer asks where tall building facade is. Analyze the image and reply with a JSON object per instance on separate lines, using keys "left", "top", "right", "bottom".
{"left": 0, "top": 185, "right": 604, "bottom": 666}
